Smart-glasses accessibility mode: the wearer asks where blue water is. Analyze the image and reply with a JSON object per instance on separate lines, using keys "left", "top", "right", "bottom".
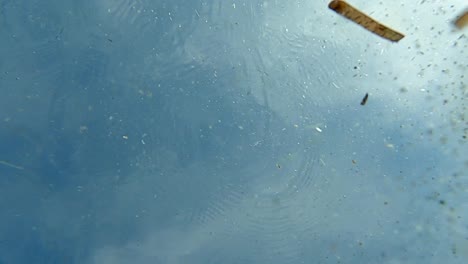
{"left": 0, "top": 0, "right": 467, "bottom": 263}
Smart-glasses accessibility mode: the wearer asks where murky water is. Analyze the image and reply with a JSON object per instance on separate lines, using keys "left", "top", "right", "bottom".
{"left": 0, "top": 0, "right": 466, "bottom": 263}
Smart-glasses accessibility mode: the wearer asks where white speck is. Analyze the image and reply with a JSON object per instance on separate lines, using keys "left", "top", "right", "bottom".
{"left": 123, "top": 135, "right": 128, "bottom": 140}
{"left": 315, "top": 127, "right": 322, "bottom": 132}
{"left": 141, "top": 139, "right": 146, "bottom": 145}
{"left": 252, "top": 140, "right": 262, "bottom": 147}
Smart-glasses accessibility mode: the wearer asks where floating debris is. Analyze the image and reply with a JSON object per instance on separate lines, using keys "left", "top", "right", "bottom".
{"left": 360, "top": 93, "right": 369, "bottom": 105}
{"left": 385, "top": 143, "right": 395, "bottom": 149}
{"left": 0, "top": 160, "right": 24, "bottom": 170}
{"left": 79, "top": 125, "right": 88, "bottom": 134}
{"left": 328, "top": 0, "right": 405, "bottom": 42}
{"left": 454, "top": 10, "right": 468, "bottom": 29}
{"left": 319, "top": 158, "right": 326, "bottom": 166}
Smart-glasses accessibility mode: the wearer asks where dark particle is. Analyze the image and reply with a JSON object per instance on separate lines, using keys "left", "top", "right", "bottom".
{"left": 360, "top": 93, "right": 369, "bottom": 105}
{"left": 439, "top": 200, "right": 446, "bottom": 205}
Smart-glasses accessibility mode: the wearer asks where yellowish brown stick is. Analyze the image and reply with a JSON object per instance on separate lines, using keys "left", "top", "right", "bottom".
{"left": 328, "top": 0, "right": 405, "bottom": 42}
{"left": 454, "top": 10, "right": 468, "bottom": 29}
